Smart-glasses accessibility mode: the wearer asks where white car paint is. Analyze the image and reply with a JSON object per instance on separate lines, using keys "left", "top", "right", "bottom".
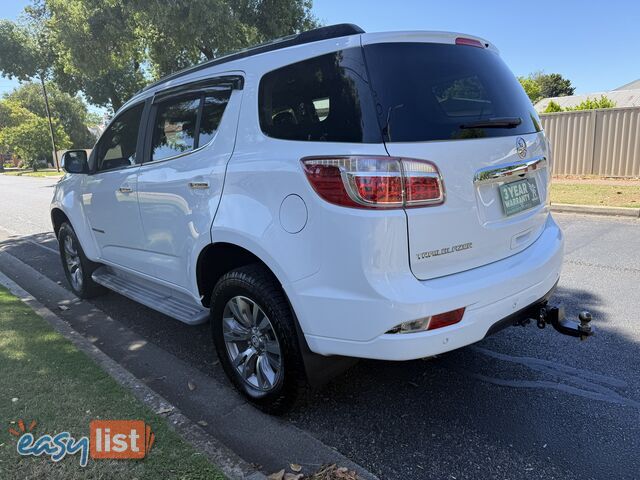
{"left": 51, "top": 28, "right": 563, "bottom": 361}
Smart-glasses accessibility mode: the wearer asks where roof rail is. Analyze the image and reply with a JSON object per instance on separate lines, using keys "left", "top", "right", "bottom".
{"left": 141, "top": 23, "right": 365, "bottom": 93}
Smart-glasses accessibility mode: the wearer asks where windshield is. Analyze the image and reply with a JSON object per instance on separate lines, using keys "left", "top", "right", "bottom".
{"left": 362, "top": 42, "right": 542, "bottom": 142}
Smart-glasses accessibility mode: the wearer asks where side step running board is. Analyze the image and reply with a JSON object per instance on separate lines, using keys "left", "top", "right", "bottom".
{"left": 92, "top": 267, "right": 209, "bottom": 325}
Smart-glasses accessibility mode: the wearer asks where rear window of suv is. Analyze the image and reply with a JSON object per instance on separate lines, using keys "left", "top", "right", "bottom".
{"left": 362, "top": 42, "right": 542, "bottom": 142}
{"left": 258, "top": 49, "right": 381, "bottom": 143}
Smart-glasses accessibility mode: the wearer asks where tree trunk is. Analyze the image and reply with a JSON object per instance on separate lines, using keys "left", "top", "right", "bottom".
{"left": 110, "top": 91, "right": 123, "bottom": 112}
{"left": 199, "top": 45, "right": 215, "bottom": 60}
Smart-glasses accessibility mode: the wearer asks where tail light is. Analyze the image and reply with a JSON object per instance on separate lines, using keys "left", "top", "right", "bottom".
{"left": 301, "top": 156, "right": 444, "bottom": 209}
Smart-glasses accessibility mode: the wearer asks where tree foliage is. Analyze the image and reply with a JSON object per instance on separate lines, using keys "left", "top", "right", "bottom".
{"left": 537, "top": 73, "right": 575, "bottom": 98}
{"left": 137, "top": 0, "right": 320, "bottom": 78}
{"left": 0, "top": 2, "right": 56, "bottom": 80}
{"left": 567, "top": 95, "right": 616, "bottom": 111}
{"left": 543, "top": 100, "right": 563, "bottom": 113}
{"left": 45, "top": 0, "right": 147, "bottom": 111}
{"left": 518, "top": 76, "right": 542, "bottom": 103}
{"left": 5, "top": 82, "right": 96, "bottom": 148}
{"left": 518, "top": 72, "right": 575, "bottom": 103}
{"left": 0, "top": 21, "right": 41, "bottom": 81}
{"left": 542, "top": 95, "right": 616, "bottom": 113}
{"left": 0, "top": 100, "right": 70, "bottom": 168}
{"left": 1, "top": 0, "right": 319, "bottom": 111}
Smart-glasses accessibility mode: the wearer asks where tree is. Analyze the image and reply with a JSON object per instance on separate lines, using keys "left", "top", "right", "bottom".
{"left": 518, "top": 76, "right": 542, "bottom": 103}
{"left": 535, "top": 72, "right": 575, "bottom": 98}
{"left": 0, "top": 6, "right": 64, "bottom": 170}
{"left": 2, "top": 1, "right": 320, "bottom": 112}
{"left": 5, "top": 82, "right": 96, "bottom": 149}
{"left": 0, "top": 100, "right": 70, "bottom": 169}
{"left": 135, "top": 0, "right": 320, "bottom": 78}
{"left": 41, "top": 0, "right": 319, "bottom": 108}
{"left": 0, "top": 20, "right": 41, "bottom": 81}
{"left": 519, "top": 72, "right": 575, "bottom": 103}
{"left": 46, "top": 0, "right": 147, "bottom": 111}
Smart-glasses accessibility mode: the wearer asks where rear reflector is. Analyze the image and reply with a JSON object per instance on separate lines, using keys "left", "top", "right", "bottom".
{"left": 455, "top": 37, "right": 485, "bottom": 48}
{"left": 385, "top": 307, "right": 466, "bottom": 334}
{"left": 427, "top": 308, "right": 466, "bottom": 330}
{"left": 302, "top": 156, "right": 443, "bottom": 209}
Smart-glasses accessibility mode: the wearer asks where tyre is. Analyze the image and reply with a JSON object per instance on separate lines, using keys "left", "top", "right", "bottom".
{"left": 57, "top": 222, "right": 106, "bottom": 299}
{"left": 211, "top": 264, "right": 307, "bottom": 414}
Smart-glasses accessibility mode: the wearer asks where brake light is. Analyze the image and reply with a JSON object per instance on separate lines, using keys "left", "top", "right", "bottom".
{"left": 427, "top": 308, "right": 466, "bottom": 330}
{"left": 301, "top": 156, "right": 443, "bottom": 209}
{"left": 455, "top": 37, "right": 485, "bottom": 48}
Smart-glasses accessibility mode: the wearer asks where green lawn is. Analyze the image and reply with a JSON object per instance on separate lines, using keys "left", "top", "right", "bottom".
{"left": 550, "top": 183, "right": 640, "bottom": 208}
{"left": 1, "top": 170, "right": 63, "bottom": 178}
{"left": 0, "top": 286, "right": 225, "bottom": 480}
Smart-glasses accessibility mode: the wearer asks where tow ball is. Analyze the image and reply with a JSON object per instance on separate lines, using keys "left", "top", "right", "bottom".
{"left": 533, "top": 305, "right": 594, "bottom": 341}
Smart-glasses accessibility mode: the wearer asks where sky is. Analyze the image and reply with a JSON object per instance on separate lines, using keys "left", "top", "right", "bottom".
{"left": 1, "top": 0, "right": 639, "bottom": 105}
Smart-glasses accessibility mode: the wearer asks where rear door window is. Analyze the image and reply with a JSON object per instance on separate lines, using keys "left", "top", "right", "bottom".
{"left": 198, "top": 91, "right": 231, "bottom": 146}
{"left": 259, "top": 49, "right": 381, "bottom": 143}
{"left": 151, "top": 96, "right": 200, "bottom": 161}
{"left": 363, "top": 42, "right": 542, "bottom": 142}
{"left": 149, "top": 89, "right": 232, "bottom": 162}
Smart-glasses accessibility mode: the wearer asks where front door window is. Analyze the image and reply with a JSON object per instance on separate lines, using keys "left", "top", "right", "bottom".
{"left": 93, "top": 103, "right": 144, "bottom": 172}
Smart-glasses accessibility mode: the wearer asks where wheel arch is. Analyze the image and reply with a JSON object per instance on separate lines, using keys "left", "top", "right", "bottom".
{"left": 197, "top": 240, "right": 356, "bottom": 388}
{"left": 196, "top": 242, "right": 284, "bottom": 308}
{"left": 51, "top": 207, "right": 71, "bottom": 237}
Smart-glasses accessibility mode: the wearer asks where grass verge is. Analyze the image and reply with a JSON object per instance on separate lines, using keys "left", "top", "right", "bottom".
{"left": 0, "top": 286, "right": 225, "bottom": 480}
{"left": 1, "top": 170, "right": 63, "bottom": 178}
{"left": 550, "top": 183, "right": 640, "bottom": 208}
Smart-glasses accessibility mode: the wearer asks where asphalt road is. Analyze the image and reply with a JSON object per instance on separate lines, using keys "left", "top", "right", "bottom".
{"left": 1, "top": 174, "right": 639, "bottom": 480}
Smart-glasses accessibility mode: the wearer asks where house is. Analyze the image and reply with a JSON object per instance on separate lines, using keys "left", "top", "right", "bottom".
{"left": 535, "top": 79, "right": 640, "bottom": 112}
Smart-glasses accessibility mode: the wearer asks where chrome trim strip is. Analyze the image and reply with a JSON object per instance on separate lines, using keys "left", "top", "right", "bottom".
{"left": 473, "top": 156, "right": 547, "bottom": 185}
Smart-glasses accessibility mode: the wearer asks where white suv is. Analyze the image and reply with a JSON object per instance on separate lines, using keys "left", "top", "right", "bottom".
{"left": 52, "top": 24, "right": 566, "bottom": 413}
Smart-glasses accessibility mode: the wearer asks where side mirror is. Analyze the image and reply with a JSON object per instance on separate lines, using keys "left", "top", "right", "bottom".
{"left": 61, "top": 150, "right": 89, "bottom": 174}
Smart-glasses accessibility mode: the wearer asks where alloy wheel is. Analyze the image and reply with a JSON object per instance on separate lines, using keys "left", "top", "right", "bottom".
{"left": 63, "top": 235, "right": 83, "bottom": 291}
{"left": 222, "top": 295, "right": 282, "bottom": 392}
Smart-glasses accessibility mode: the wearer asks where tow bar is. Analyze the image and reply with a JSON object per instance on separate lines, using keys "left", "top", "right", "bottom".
{"left": 531, "top": 305, "right": 594, "bottom": 341}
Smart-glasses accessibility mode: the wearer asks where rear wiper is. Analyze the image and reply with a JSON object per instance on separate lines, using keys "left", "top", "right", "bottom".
{"left": 460, "top": 117, "right": 522, "bottom": 129}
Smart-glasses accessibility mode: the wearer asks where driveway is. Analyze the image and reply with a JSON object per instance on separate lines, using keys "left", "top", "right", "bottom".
{"left": 1, "top": 174, "right": 639, "bottom": 479}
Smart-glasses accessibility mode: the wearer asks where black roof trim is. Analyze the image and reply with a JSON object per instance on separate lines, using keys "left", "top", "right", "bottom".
{"left": 141, "top": 24, "right": 364, "bottom": 93}
{"left": 152, "top": 75, "right": 244, "bottom": 104}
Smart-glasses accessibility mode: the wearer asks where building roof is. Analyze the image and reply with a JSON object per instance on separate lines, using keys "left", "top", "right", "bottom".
{"left": 615, "top": 79, "right": 640, "bottom": 91}
{"left": 535, "top": 88, "right": 640, "bottom": 112}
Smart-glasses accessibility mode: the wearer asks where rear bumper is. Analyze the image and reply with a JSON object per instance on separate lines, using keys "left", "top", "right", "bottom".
{"left": 298, "top": 214, "right": 563, "bottom": 360}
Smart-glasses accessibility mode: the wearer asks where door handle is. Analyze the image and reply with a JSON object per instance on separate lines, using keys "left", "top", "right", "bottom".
{"left": 189, "top": 181, "right": 209, "bottom": 190}
{"left": 118, "top": 186, "right": 134, "bottom": 193}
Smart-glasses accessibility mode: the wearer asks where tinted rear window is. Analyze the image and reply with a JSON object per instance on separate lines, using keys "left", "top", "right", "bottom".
{"left": 259, "top": 49, "right": 381, "bottom": 143}
{"left": 363, "top": 42, "right": 542, "bottom": 142}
